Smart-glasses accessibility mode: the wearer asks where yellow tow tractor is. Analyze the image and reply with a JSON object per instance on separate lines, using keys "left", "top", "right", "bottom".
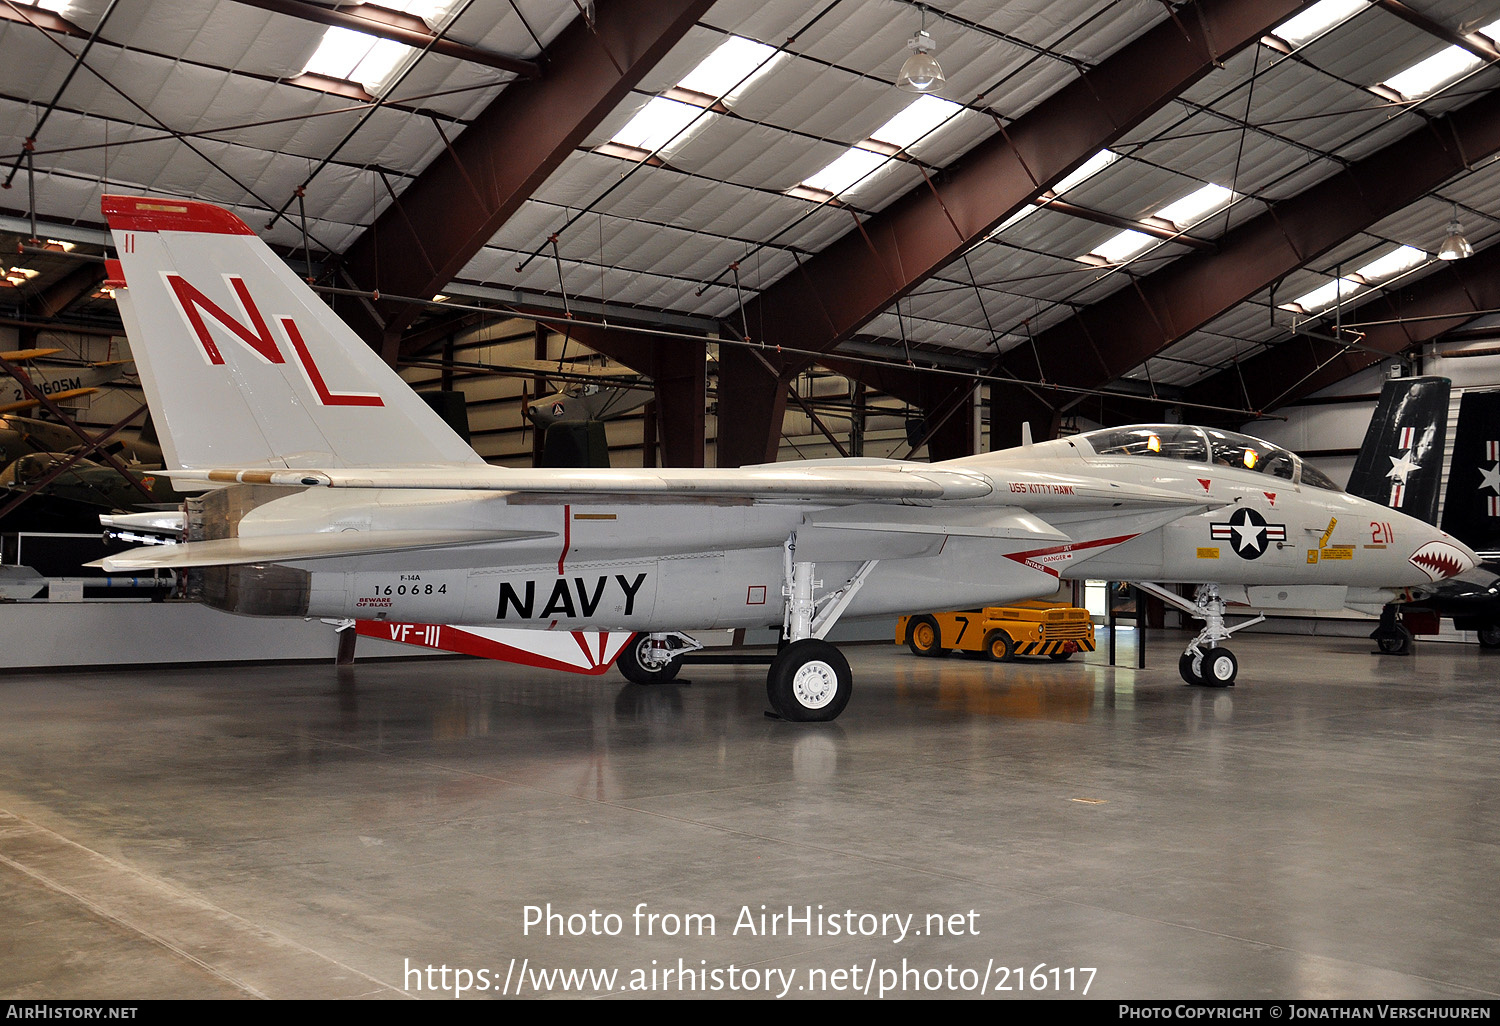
{"left": 897, "top": 602, "right": 1096, "bottom": 662}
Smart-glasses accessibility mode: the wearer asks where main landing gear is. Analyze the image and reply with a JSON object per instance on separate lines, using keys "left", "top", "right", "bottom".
{"left": 1134, "top": 582, "right": 1264, "bottom": 687}
{"left": 617, "top": 632, "right": 701, "bottom": 684}
{"left": 764, "top": 540, "right": 878, "bottom": 721}
{"left": 614, "top": 537, "right": 877, "bottom": 723}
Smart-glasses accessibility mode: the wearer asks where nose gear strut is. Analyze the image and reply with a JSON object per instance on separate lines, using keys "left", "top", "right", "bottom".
{"left": 1131, "top": 581, "right": 1265, "bottom": 687}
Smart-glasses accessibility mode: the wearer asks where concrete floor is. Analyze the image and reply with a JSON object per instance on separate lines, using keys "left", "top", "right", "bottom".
{"left": 0, "top": 630, "right": 1496, "bottom": 1001}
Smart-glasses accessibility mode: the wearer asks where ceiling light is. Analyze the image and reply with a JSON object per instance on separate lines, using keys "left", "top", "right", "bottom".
{"left": 897, "top": 8, "right": 944, "bottom": 94}
{"left": 1438, "top": 206, "right": 1474, "bottom": 261}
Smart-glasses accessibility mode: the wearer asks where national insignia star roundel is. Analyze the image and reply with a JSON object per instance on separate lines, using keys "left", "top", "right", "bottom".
{"left": 1209, "top": 507, "right": 1287, "bottom": 560}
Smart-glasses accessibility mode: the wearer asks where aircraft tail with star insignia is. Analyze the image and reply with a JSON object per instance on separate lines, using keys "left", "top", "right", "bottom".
{"left": 1438, "top": 387, "right": 1500, "bottom": 557}
{"left": 1346, "top": 376, "right": 1450, "bottom": 527}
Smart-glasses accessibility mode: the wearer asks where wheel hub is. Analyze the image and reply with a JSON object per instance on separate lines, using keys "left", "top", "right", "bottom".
{"left": 792, "top": 660, "right": 837, "bottom": 709}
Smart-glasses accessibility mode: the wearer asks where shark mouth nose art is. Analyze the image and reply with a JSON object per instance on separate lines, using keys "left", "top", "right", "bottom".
{"left": 1408, "top": 541, "right": 1475, "bottom": 582}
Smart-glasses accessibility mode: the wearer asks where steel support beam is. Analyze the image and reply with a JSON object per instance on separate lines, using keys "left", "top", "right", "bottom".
{"left": 988, "top": 85, "right": 1500, "bottom": 445}
{"left": 714, "top": 0, "right": 1318, "bottom": 466}
{"left": 338, "top": 0, "right": 715, "bottom": 350}
{"left": 1193, "top": 242, "right": 1500, "bottom": 416}
{"left": 545, "top": 321, "right": 706, "bottom": 468}
{"left": 820, "top": 356, "right": 976, "bottom": 461}
{"left": 227, "top": 0, "right": 542, "bottom": 77}
{"left": 26, "top": 261, "right": 106, "bottom": 320}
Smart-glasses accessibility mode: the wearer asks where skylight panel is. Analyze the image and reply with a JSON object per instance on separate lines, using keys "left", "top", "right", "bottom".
{"left": 1089, "top": 230, "right": 1156, "bottom": 265}
{"left": 1355, "top": 244, "right": 1426, "bottom": 281}
{"left": 609, "top": 97, "right": 706, "bottom": 154}
{"left": 1078, "top": 181, "right": 1233, "bottom": 263}
{"left": 676, "top": 35, "right": 784, "bottom": 104}
{"left": 1268, "top": 0, "right": 1368, "bottom": 49}
{"left": 1287, "top": 276, "right": 1363, "bottom": 313}
{"left": 983, "top": 151, "right": 1119, "bottom": 240}
{"left": 868, "top": 95, "right": 962, "bottom": 150}
{"left": 300, "top": 1, "right": 460, "bottom": 92}
{"left": 1156, "top": 183, "right": 1234, "bottom": 229}
{"left": 1379, "top": 44, "right": 1484, "bottom": 100}
{"left": 793, "top": 96, "right": 966, "bottom": 200}
{"left": 1052, "top": 150, "right": 1119, "bottom": 195}
{"left": 1282, "top": 245, "right": 1430, "bottom": 313}
{"left": 304, "top": 27, "right": 412, "bottom": 89}
{"left": 800, "top": 147, "right": 888, "bottom": 197}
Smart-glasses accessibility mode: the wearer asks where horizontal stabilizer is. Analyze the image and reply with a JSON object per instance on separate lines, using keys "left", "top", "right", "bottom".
{"left": 91, "top": 528, "right": 556, "bottom": 571}
{"left": 0, "top": 348, "right": 64, "bottom": 361}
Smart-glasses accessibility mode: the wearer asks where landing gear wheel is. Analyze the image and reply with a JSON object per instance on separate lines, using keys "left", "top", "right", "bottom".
{"left": 617, "top": 635, "right": 682, "bottom": 685}
{"left": 1478, "top": 623, "right": 1500, "bottom": 649}
{"left": 1200, "top": 646, "right": 1237, "bottom": 687}
{"left": 1178, "top": 651, "right": 1204, "bottom": 685}
{"left": 907, "top": 615, "right": 946, "bottom": 658}
{"left": 1376, "top": 626, "right": 1414, "bottom": 655}
{"left": 983, "top": 629, "right": 1014, "bottom": 663}
{"left": 766, "top": 639, "right": 852, "bottom": 722}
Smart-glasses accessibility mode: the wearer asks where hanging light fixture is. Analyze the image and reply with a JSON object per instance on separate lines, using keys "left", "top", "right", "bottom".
{"left": 897, "top": 6, "right": 945, "bottom": 94}
{"left": 1438, "top": 203, "right": 1474, "bottom": 261}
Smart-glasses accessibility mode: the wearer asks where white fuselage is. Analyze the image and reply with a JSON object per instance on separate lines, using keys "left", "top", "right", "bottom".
{"left": 242, "top": 433, "right": 1468, "bottom": 632}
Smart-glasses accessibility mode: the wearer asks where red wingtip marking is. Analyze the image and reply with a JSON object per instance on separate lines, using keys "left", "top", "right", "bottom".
{"left": 103, "top": 258, "right": 125, "bottom": 288}
{"left": 101, "top": 194, "right": 256, "bottom": 235}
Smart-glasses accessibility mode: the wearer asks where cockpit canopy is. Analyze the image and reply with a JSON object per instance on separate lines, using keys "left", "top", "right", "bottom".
{"left": 1075, "top": 425, "right": 1341, "bottom": 491}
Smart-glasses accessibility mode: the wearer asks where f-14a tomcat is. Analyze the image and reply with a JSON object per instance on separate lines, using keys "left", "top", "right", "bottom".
{"left": 92, "top": 195, "right": 1477, "bottom": 720}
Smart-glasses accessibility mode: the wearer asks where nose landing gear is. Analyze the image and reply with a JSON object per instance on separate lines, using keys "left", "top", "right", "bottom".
{"left": 1134, "top": 582, "right": 1264, "bottom": 687}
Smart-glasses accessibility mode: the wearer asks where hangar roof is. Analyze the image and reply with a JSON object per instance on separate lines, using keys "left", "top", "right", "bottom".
{"left": 2, "top": 0, "right": 1497, "bottom": 432}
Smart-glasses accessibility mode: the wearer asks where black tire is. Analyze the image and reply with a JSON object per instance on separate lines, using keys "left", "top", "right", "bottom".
{"left": 1200, "top": 646, "right": 1237, "bottom": 687}
{"left": 1048, "top": 650, "right": 1074, "bottom": 662}
{"left": 1479, "top": 623, "right": 1500, "bottom": 649}
{"left": 1376, "top": 627, "right": 1413, "bottom": 655}
{"left": 617, "top": 634, "right": 681, "bottom": 685}
{"left": 906, "top": 615, "right": 946, "bottom": 657}
{"left": 983, "top": 629, "right": 1014, "bottom": 663}
{"left": 1179, "top": 650, "right": 1204, "bottom": 685}
{"left": 766, "top": 639, "right": 852, "bottom": 722}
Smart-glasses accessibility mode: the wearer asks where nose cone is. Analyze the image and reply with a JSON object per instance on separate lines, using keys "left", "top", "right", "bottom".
{"left": 1408, "top": 535, "right": 1479, "bottom": 582}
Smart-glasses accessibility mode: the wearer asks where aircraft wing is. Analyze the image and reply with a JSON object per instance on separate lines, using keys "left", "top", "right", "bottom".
{"left": 0, "top": 387, "right": 98, "bottom": 415}
{"left": 156, "top": 463, "right": 996, "bottom": 500}
{"left": 151, "top": 464, "right": 1214, "bottom": 506}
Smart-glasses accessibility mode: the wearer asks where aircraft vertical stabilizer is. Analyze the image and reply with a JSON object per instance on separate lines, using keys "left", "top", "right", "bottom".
{"left": 1439, "top": 388, "right": 1500, "bottom": 555}
{"left": 101, "top": 195, "right": 483, "bottom": 472}
{"left": 1346, "top": 376, "right": 1450, "bottom": 526}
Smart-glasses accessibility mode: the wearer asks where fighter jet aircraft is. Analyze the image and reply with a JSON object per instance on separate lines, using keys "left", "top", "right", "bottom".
{"left": 91, "top": 195, "right": 1478, "bottom": 719}
{"left": 1347, "top": 379, "right": 1500, "bottom": 652}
